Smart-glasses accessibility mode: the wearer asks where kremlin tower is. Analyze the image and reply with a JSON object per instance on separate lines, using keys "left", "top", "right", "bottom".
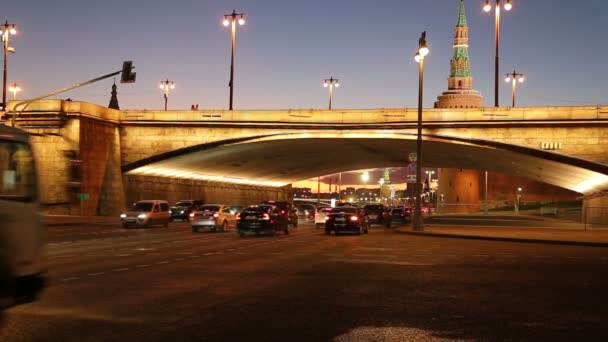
{"left": 435, "top": 0, "right": 483, "bottom": 108}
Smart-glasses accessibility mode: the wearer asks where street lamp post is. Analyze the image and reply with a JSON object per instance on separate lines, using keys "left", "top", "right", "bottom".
{"left": 361, "top": 171, "right": 369, "bottom": 203}
{"left": 9, "top": 82, "right": 20, "bottom": 100}
{"left": 159, "top": 79, "right": 175, "bottom": 111}
{"left": 483, "top": 0, "right": 513, "bottom": 107}
{"left": 323, "top": 77, "right": 340, "bottom": 110}
{"left": 515, "top": 187, "right": 522, "bottom": 214}
{"left": 412, "top": 31, "right": 429, "bottom": 231}
{"left": 425, "top": 170, "right": 435, "bottom": 202}
{"left": 505, "top": 70, "right": 525, "bottom": 107}
{"left": 223, "top": 10, "right": 246, "bottom": 111}
{"left": 1, "top": 20, "right": 17, "bottom": 110}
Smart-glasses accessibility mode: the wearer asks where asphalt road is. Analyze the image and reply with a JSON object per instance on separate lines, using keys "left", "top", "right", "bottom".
{"left": 2, "top": 221, "right": 608, "bottom": 341}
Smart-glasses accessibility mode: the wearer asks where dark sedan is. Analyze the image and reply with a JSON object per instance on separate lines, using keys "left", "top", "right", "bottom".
{"left": 325, "top": 207, "right": 369, "bottom": 235}
{"left": 169, "top": 200, "right": 204, "bottom": 222}
{"left": 236, "top": 205, "right": 289, "bottom": 237}
{"left": 390, "top": 207, "right": 412, "bottom": 224}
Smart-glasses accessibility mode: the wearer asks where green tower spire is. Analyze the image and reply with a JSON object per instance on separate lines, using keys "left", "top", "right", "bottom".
{"left": 457, "top": 0, "right": 468, "bottom": 27}
{"left": 450, "top": 0, "right": 472, "bottom": 79}
{"left": 383, "top": 168, "right": 390, "bottom": 184}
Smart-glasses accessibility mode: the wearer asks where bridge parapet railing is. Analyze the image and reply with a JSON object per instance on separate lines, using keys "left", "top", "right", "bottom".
{"left": 119, "top": 105, "right": 608, "bottom": 124}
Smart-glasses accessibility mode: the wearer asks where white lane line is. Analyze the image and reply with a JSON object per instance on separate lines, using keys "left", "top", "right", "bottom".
{"left": 204, "top": 253, "right": 214, "bottom": 256}
{"left": 113, "top": 268, "right": 130, "bottom": 272}
{"left": 136, "top": 264, "right": 150, "bottom": 268}
{"left": 472, "top": 255, "right": 489, "bottom": 258}
{"left": 156, "top": 261, "right": 169, "bottom": 265}
{"left": 175, "top": 258, "right": 185, "bottom": 261}
{"left": 60, "top": 277, "right": 80, "bottom": 282}
{"left": 176, "top": 252, "right": 192, "bottom": 255}
{"left": 532, "top": 256, "right": 546, "bottom": 258}
{"left": 88, "top": 272, "right": 105, "bottom": 276}
{"left": 330, "top": 258, "right": 435, "bottom": 266}
{"left": 117, "top": 254, "right": 131, "bottom": 257}
{"left": 189, "top": 255, "right": 200, "bottom": 258}
{"left": 566, "top": 256, "right": 584, "bottom": 259}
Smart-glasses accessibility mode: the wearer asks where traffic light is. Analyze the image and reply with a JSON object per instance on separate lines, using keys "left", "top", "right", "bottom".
{"left": 121, "top": 61, "right": 136, "bottom": 83}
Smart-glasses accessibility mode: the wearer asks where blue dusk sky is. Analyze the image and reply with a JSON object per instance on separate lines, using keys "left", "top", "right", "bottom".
{"left": 4, "top": 0, "right": 607, "bottom": 110}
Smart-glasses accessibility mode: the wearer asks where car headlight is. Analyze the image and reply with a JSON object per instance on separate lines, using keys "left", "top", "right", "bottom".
{"left": 120, "top": 214, "right": 127, "bottom": 218}
{"left": 137, "top": 214, "right": 147, "bottom": 219}
{"left": 180, "top": 210, "right": 185, "bottom": 214}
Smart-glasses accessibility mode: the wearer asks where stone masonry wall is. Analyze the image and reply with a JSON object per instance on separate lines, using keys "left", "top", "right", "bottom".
{"left": 28, "top": 121, "right": 80, "bottom": 215}
{"left": 123, "top": 175, "right": 291, "bottom": 209}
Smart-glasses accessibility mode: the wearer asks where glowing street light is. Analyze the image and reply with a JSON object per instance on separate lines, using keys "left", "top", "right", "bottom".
{"left": 159, "top": 79, "right": 175, "bottom": 111}
{"left": 361, "top": 171, "right": 369, "bottom": 190}
{"left": 1, "top": 20, "right": 18, "bottom": 110}
{"left": 412, "top": 31, "right": 429, "bottom": 231}
{"left": 483, "top": 0, "right": 513, "bottom": 107}
{"left": 222, "top": 10, "right": 246, "bottom": 110}
{"left": 9, "top": 82, "right": 20, "bottom": 100}
{"left": 505, "top": 70, "right": 525, "bottom": 107}
{"left": 323, "top": 76, "right": 340, "bottom": 110}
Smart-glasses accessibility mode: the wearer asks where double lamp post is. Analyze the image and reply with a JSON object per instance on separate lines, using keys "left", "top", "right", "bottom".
{"left": 412, "top": 31, "right": 429, "bottom": 231}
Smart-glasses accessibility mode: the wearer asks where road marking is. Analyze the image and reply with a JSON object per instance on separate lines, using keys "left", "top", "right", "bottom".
{"left": 175, "top": 258, "right": 184, "bottom": 261}
{"left": 136, "top": 264, "right": 150, "bottom": 268}
{"left": 117, "top": 254, "right": 131, "bottom": 257}
{"left": 532, "top": 256, "right": 546, "bottom": 258}
{"left": 204, "top": 252, "right": 214, "bottom": 256}
{"left": 566, "top": 256, "right": 584, "bottom": 259}
{"left": 60, "top": 277, "right": 80, "bottom": 282}
{"left": 113, "top": 268, "right": 130, "bottom": 272}
{"left": 88, "top": 272, "right": 105, "bottom": 276}
{"left": 330, "top": 258, "right": 434, "bottom": 266}
{"left": 189, "top": 255, "right": 200, "bottom": 258}
{"left": 472, "top": 255, "right": 489, "bottom": 257}
{"left": 156, "top": 261, "right": 169, "bottom": 265}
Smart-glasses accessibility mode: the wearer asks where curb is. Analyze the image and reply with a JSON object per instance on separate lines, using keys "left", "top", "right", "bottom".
{"left": 45, "top": 221, "right": 119, "bottom": 227}
{"left": 395, "top": 230, "right": 608, "bottom": 248}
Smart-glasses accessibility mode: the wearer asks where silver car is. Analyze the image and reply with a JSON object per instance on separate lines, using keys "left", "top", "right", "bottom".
{"left": 190, "top": 204, "right": 237, "bottom": 232}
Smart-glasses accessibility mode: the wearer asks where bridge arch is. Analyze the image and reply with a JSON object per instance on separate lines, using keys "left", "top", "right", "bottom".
{"left": 123, "top": 132, "right": 608, "bottom": 195}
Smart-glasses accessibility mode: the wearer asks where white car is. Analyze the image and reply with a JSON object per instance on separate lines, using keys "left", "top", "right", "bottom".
{"left": 120, "top": 200, "right": 170, "bottom": 228}
{"left": 314, "top": 207, "right": 333, "bottom": 228}
{"left": 190, "top": 204, "right": 237, "bottom": 232}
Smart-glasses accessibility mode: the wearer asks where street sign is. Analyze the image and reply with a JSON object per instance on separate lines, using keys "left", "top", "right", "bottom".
{"left": 78, "top": 193, "right": 90, "bottom": 200}
{"left": 408, "top": 152, "right": 417, "bottom": 162}
{"left": 407, "top": 162, "right": 416, "bottom": 174}
{"left": 406, "top": 175, "right": 417, "bottom": 183}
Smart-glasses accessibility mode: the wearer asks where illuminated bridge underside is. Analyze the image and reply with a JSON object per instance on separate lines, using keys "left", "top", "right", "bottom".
{"left": 123, "top": 133, "right": 608, "bottom": 195}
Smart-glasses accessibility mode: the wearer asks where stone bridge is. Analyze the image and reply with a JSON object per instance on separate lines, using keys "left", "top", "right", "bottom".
{"left": 3, "top": 100, "right": 608, "bottom": 216}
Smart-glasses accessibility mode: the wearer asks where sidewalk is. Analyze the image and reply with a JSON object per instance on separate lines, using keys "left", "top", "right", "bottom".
{"left": 43, "top": 215, "right": 118, "bottom": 227}
{"left": 395, "top": 225, "right": 608, "bottom": 247}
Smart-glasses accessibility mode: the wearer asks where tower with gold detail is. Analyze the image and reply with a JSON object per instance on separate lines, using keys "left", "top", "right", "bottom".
{"left": 435, "top": 0, "right": 483, "bottom": 108}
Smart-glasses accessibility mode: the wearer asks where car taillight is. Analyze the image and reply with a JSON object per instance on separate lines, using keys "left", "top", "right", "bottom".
{"left": 281, "top": 210, "right": 285, "bottom": 214}
{"left": 262, "top": 214, "right": 270, "bottom": 220}
{"left": 350, "top": 216, "right": 358, "bottom": 221}
{"left": 213, "top": 213, "right": 219, "bottom": 218}
{"left": 189, "top": 213, "right": 195, "bottom": 218}
{"left": 236, "top": 213, "right": 241, "bottom": 220}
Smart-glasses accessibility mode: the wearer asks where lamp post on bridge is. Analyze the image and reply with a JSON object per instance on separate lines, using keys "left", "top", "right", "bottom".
{"left": 483, "top": 0, "right": 513, "bottom": 107}
{"left": 505, "top": 70, "right": 525, "bottom": 107}
{"left": 1, "top": 20, "right": 18, "bottom": 110}
{"left": 412, "top": 31, "right": 429, "bottom": 231}
{"left": 159, "top": 79, "right": 175, "bottom": 111}
{"left": 323, "top": 76, "right": 340, "bottom": 110}
{"left": 223, "top": 10, "right": 246, "bottom": 111}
